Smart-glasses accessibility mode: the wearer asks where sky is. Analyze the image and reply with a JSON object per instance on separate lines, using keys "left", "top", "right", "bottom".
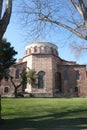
{"left": 4, "top": 0, "right": 87, "bottom": 65}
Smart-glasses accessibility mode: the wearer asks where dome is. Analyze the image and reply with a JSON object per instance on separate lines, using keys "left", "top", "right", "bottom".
{"left": 25, "top": 42, "right": 58, "bottom": 56}
{"left": 26, "top": 42, "right": 58, "bottom": 50}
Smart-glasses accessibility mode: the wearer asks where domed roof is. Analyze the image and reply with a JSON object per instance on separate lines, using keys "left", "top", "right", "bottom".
{"left": 26, "top": 42, "right": 58, "bottom": 49}
{"left": 24, "top": 41, "right": 59, "bottom": 57}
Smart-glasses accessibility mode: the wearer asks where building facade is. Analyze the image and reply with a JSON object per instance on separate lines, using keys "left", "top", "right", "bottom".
{"left": 1, "top": 42, "right": 87, "bottom": 97}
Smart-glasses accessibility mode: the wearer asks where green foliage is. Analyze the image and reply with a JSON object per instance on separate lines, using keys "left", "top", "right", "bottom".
{"left": 26, "top": 69, "right": 36, "bottom": 78}
{"left": 26, "top": 68, "right": 37, "bottom": 85}
{"left": 0, "top": 39, "right": 17, "bottom": 81}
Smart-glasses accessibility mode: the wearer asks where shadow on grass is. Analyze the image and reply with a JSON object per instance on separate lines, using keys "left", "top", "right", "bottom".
{"left": 1, "top": 109, "right": 87, "bottom": 130}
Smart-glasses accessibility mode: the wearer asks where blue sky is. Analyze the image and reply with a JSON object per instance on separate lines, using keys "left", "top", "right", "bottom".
{"left": 4, "top": 1, "right": 87, "bottom": 65}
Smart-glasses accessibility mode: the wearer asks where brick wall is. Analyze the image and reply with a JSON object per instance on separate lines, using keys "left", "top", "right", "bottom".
{"left": 32, "top": 54, "right": 53, "bottom": 94}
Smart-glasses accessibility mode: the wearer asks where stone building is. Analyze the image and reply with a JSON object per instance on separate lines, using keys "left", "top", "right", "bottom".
{"left": 1, "top": 42, "right": 87, "bottom": 97}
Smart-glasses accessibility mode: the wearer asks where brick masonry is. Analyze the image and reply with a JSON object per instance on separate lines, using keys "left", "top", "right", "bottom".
{"left": 1, "top": 42, "right": 87, "bottom": 97}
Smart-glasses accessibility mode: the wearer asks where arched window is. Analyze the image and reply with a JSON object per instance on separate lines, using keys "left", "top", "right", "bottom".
{"left": 46, "top": 46, "right": 50, "bottom": 54}
{"left": 29, "top": 48, "right": 31, "bottom": 54}
{"left": 34, "top": 46, "right": 37, "bottom": 52}
{"left": 76, "top": 70, "right": 80, "bottom": 80}
{"left": 30, "top": 47, "right": 33, "bottom": 53}
{"left": 5, "top": 69, "right": 10, "bottom": 79}
{"left": 75, "top": 86, "right": 79, "bottom": 92}
{"left": 64, "top": 70, "right": 68, "bottom": 80}
{"left": 7, "top": 69, "right": 10, "bottom": 76}
{"left": 15, "top": 69, "right": 20, "bottom": 79}
{"left": 55, "top": 72, "right": 61, "bottom": 92}
{"left": 53, "top": 49, "right": 57, "bottom": 55}
{"left": 25, "top": 50, "right": 28, "bottom": 55}
{"left": 38, "top": 71, "right": 45, "bottom": 89}
{"left": 4, "top": 86, "right": 9, "bottom": 93}
{"left": 51, "top": 47, "right": 54, "bottom": 54}
{"left": 40, "top": 46, "right": 44, "bottom": 53}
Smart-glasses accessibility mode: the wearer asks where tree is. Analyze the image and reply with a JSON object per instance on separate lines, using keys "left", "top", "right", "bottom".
{"left": 9, "top": 68, "right": 37, "bottom": 97}
{"left": 26, "top": 68, "right": 38, "bottom": 87}
{"left": 0, "top": 0, "right": 12, "bottom": 121}
{"left": 0, "top": 39, "right": 17, "bottom": 120}
{"left": 0, "top": 39, "right": 17, "bottom": 81}
{"left": 17, "top": 0, "right": 87, "bottom": 57}
{"left": 0, "top": 0, "right": 12, "bottom": 42}
{"left": 18, "top": 0, "right": 87, "bottom": 40}
{"left": 9, "top": 68, "right": 27, "bottom": 98}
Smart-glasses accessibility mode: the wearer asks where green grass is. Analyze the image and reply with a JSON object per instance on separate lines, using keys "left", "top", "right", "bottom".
{"left": 1, "top": 98, "right": 87, "bottom": 130}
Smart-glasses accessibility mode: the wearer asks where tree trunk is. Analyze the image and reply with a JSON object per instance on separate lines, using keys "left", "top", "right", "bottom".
{"left": 0, "top": 82, "right": 2, "bottom": 121}
{"left": 0, "top": 95, "right": 1, "bottom": 121}
{"left": 0, "top": 0, "right": 12, "bottom": 40}
{"left": 0, "top": 0, "right": 3, "bottom": 19}
{"left": 14, "top": 87, "right": 18, "bottom": 98}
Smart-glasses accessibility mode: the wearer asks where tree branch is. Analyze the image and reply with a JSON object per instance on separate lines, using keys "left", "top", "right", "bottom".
{"left": 10, "top": 75, "right": 22, "bottom": 89}
{"left": 70, "top": 0, "right": 83, "bottom": 16}
{"left": 79, "top": 0, "right": 87, "bottom": 26}
{"left": 39, "top": 16, "right": 87, "bottom": 40}
{"left": 10, "top": 76, "right": 16, "bottom": 88}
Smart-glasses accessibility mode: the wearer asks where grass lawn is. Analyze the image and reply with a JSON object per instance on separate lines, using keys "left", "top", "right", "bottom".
{"left": 1, "top": 98, "right": 87, "bottom": 130}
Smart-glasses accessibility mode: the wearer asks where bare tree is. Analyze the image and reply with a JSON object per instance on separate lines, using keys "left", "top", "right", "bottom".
{"left": 17, "top": 0, "right": 87, "bottom": 40}
{"left": 70, "top": 42, "right": 87, "bottom": 58}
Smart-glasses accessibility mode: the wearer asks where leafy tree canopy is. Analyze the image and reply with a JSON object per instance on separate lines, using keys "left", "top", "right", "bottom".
{"left": 0, "top": 39, "right": 17, "bottom": 81}
{"left": 26, "top": 68, "right": 37, "bottom": 85}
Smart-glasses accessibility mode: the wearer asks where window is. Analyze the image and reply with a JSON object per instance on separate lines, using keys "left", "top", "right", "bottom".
{"left": 5, "top": 69, "right": 10, "bottom": 79}
{"left": 46, "top": 46, "right": 49, "bottom": 54}
{"left": 4, "top": 87, "right": 9, "bottom": 93}
{"left": 76, "top": 70, "right": 80, "bottom": 80}
{"left": 30, "top": 47, "right": 33, "bottom": 53}
{"left": 29, "top": 49, "right": 31, "bottom": 54}
{"left": 15, "top": 69, "right": 20, "bottom": 79}
{"left": 51, "top": 47, "right": 54, "bottom": 54}
{"left": 26, "top": 50, "right": 28, "bottom": 55}
{"left": 7, "top": 69, "right": 10, "bottom": 76}
{"left": 75, "top": 86, "right": 78, "bottom": 92}
{"left": 40, "top": 46, "right": 44, "bottom": 53}
{"left": 34, "top": 46, "right": 37, "bottom": 52}
{"left": 64, "top": 70, "right": 68, "bottom": 80}
{"left": 55, "top": 72, "right": 61, "bottom": 92}
{"left": 53, "top": 49, "right": 57, "bottom": 55}
{"left": 38, "top": 71, "right": 45, "bottom": 89}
